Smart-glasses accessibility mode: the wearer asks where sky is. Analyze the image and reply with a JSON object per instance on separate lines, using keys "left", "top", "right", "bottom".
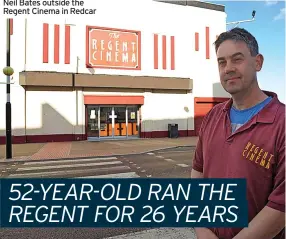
{"left": 213, "top": 0, "right": 285, "bottom": 103}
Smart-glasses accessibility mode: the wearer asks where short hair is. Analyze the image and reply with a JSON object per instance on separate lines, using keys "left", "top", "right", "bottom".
{"left": 214, "top": 27, "right": 259, "bottom": 56}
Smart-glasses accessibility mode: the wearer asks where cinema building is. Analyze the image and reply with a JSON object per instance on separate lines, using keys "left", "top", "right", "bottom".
{"left": 0, "top": 0, "right": 230, "bottom": 144}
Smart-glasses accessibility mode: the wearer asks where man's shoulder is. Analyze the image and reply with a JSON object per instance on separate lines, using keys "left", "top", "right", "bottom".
{"left": 276, "top": 101, "right": 285, "bottom": 115}
{"left": 205, "top": 100, "right": 228, "bottom": 118}
{"left": 274, "top": 101, "right": 285, "bottom": 134}
{"left": 200, "top": 100, "right": 229, "bottom": 130}
{"left": 272, "top": 98, "right": 285, "bottom": 123}
{"left": 264, "top": 91, "right": 285, "bottom": 120}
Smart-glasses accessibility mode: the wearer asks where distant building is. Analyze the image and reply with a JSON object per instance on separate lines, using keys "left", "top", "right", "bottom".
{"left": 0, "top": 0, "right": 230, "bottom": 144}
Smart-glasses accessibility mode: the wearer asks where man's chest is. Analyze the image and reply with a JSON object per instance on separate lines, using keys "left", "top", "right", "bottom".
{"left": 202, "top": 126, "right": 276, "bottom": 180}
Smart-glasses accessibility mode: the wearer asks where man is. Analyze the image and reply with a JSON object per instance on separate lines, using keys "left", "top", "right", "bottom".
{"left": 191, "top": 27, "right": 285, "bottom": 239}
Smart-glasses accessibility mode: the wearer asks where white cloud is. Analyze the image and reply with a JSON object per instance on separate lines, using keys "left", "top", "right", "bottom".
{"left": 265, "top": 0, "right": 278, "bottom": 6}
{"left": 274, "top": 8, "right": 286, "bottom": 20}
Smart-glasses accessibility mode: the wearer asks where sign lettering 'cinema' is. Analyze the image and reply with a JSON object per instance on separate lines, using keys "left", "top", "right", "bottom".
{"left": 86, "top": 26, "right": 141, "bottom": 70}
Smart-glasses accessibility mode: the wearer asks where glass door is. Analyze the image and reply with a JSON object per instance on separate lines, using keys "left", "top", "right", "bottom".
{"left": 114, "top": 107, "right": 127, "bottom": 137}
{"left": 99, "top": 107, "right": 113, "bottom": 138}
{"left": 87, "top": 106, "right": 100, "bottom": 138}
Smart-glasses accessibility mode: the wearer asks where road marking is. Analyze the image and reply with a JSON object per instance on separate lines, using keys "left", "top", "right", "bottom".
{"left": 164, "top": 158, "right": 175, "bottom": 163}
{"left": 158, "top": 150, "right": 191, "bottom": 153}
{"left": 8, "top": 165, "right": 131, "bottom": 178}
{"left": 16, "top": 161, "right": 122, "bottom": 171}
{"left": 21, "top": 157, "right": 118, "bottom": 166}
{"left": 105, "top": 228, "right": 196, "bottom": 239}
{"left": 155, "top": 156, "right": 164, "bottom": 158}
{"left": 77, "top": 172, "right": 140, "bottom": 178}
{"left": 147, "top": 153, "right": 154, "bottom": 155}
{"left": 177, "top": 163, "right": 189, "bottom": 168}
{"left": 5, "top": 156, "right": 141, "bottom": 179}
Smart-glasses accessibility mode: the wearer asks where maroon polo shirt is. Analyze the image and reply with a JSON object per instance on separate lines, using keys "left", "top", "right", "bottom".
{"left": 192, "top": 91, "right": 285, "bottom": 239}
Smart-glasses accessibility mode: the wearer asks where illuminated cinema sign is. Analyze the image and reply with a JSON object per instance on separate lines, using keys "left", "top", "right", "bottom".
{"left": 86, "top": 26, "right": 141, "bottom": 70}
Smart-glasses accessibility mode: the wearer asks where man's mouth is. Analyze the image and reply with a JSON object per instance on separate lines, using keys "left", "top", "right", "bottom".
{"left": 227, "top": 77, "right": 240, "bottom": 81}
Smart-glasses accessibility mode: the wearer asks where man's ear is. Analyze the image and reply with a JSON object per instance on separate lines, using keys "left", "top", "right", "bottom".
{"left": 255, "top": 54, "right": 264, "bottom": 72}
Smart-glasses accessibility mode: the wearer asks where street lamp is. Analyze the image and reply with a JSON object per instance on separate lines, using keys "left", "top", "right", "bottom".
{"left": 2, "top": 18, "right": 13, "bottom": 159}
{"left": 226, "top": 10, "right": 256, "bottom": 28}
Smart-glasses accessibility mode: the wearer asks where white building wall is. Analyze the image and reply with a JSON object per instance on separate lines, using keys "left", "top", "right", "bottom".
{"left": 25, "top": 89, "right": 77, "bottom": 136}
{"left": 141, "top": 92, "right": 194, "bottom": 133}
{"left": 0, "top": 0, "right": 228, "bottom": 139}
{"left": 24, "top": 0, "right": 227, "bottom": 78}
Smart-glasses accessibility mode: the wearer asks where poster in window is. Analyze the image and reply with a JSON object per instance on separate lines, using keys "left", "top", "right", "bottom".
{"left": 90, "top": 110, "right": 96, "bottom": 119}
{"left": 131, "top": 112, "right": 136, "bottom": 119}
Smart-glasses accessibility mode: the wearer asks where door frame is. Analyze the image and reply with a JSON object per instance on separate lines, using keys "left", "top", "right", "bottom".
{"left": 85, "top": 105, "right": 140, "bottom": 140}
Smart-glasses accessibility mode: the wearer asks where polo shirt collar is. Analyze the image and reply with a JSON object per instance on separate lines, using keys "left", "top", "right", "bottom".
{"left": 222, "top": 90, "right": 281, "bottom": 124}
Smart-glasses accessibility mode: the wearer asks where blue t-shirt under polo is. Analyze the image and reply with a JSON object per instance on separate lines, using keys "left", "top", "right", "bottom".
{"left": 230, "top": 96, "right": 272, "bottom": 133}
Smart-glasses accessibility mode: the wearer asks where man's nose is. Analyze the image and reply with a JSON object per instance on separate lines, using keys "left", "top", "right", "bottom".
{"left": 224, "top": 61, "right": 235, "bottom": 74}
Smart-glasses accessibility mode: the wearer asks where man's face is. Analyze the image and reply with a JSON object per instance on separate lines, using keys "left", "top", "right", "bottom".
{"left": 216, "top": 39, "right": 263, "bottom": 95}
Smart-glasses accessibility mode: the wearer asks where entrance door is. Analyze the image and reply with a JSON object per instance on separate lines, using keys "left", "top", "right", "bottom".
{"left": 99, "top": 107, "right": 113, "bottom": 137}
{"left": 114, "top": 107, "right": 127, "bottom": 137}
{"left": 87, "top": 105, "right": 140, "bottom": 140}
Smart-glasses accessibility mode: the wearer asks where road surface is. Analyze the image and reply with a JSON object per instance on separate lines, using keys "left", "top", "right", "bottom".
{"left": 0, "top": 146, "right": 197, "bottom": 239}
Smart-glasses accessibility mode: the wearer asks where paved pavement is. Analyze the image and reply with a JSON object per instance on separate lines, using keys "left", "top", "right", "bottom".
{"left": 0, "top": 147, "right": 197, "bottom": 239}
